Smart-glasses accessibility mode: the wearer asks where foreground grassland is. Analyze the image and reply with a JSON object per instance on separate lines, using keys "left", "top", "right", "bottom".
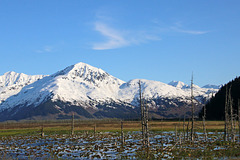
{"left": 0, "top": 119, "right": 240, "bottom": 159}
{"left": 0, "top": 120, "right": 225, "bottom": 136}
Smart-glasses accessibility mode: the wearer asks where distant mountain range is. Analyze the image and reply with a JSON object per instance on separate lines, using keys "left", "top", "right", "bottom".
{"left": 202, "top": 84, "right": 222, "bottom": 89}
{"left": 0, "top": 62, "right": 219, "bottom": 121}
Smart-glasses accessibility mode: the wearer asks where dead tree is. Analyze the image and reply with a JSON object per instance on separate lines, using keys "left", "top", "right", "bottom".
{"left": 121, "top": 120, "right": 125, "bottom": 147}
{"left": 138, "top": 80, "right": 145, "bottom": 141}
{"left": 41, "top": 124, "right": 44, "bottom": 137}
{"left": 229, "top": 94, "right": 234, "bottom": 142}
{"left": 94, "top": 123, "right": 96, "bottom": 138}
{"left": 160, "top": 118, "right": 163, "bottom": 146}
{"left": 234, "top": 114, "right": 237, "bottom": 142}
{"left": 187, "top": 118, "right": 190, "bottom": 141}
{"left": 190, "top": 74, "right": 195, "bottom": 143}
{"left": 144, "top": 102, "right": 150, "bottom": 148}
{"left": 238, "top": 99, "right": 240, "bottom": 143}
{"left": 138, "top": 80, "right": 149, "bottom": 148}
{"left": 228, "top": 86, "right": 236, "bottom": 142}
{"left": 202, "top": 104, "right": 207, "bottom": 142}
{"left": 175, "top": 124, "right": 177, "bottom": 142}
{"left": 224, "top": 85, "right": 229, "bottom": 141}
{"left": 71, "top": 113, "right": 74, "bottom": 136}
{"left": 183, "top": 115, "right": 186, "bottom": 143}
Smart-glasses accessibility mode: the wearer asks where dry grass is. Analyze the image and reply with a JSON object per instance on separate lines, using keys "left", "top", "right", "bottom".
{"left": 0, "top": 119, "right": 228, "bottom": 136}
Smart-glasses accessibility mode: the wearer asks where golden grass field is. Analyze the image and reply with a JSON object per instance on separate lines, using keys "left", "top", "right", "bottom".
{"left": 0, "top": 119, "right": 227, "bottom": 136}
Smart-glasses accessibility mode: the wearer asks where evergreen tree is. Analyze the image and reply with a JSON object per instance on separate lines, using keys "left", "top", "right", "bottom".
{"left": 199, "top": 76, "right": 240, "bottom": 120}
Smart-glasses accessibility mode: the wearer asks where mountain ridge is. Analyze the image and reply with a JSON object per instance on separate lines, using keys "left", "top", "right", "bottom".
{"left": 0, "top": 62, "right": 219, "bottom": 121}
{"left": 0, "top": 71, "right": 46, "bottom": 104}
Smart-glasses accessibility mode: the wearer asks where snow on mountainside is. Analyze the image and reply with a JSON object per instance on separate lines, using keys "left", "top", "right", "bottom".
{"left": 0, "top": 71, "right": 45, "bottom": 103}
{"left": 168, "top": 80, "right": 218, "bottom": 102}
{"left": 0, "top": 62, "right": 219, "bottom": 121}
{"left": 0, "top": 62, "right": 124, "bottom": 111}
{"left": 169, "top": 81, "right": 222, "bottom": 90}
{"left": 202, "top": 84, "right": 222, "bottom": 89}
{"left": 168, "top": 81, "right": 189, "bottom": 89}
{"left": 119, "top": 79, "right": 189, "bottom": 103}
{"left": 51, "top": 62, "right": 124, "bottom": 102}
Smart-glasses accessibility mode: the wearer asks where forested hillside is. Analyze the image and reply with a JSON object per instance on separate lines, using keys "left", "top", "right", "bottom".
{"left": 199, "top": 76, "right": 240, "bottom": 120}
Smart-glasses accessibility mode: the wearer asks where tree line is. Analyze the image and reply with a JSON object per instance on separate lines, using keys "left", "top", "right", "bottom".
{"left": 199, "top": 76, "right": 240, "bottom": 120}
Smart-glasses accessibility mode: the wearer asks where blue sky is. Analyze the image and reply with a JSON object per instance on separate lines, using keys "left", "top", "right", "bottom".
{"left": 0, "top": 0, "right": 240, "bottom": 86}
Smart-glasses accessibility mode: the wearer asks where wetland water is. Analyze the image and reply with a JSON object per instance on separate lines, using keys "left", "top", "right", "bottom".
{"left": 0, "top": 131, "right": 240, "bottom": 159}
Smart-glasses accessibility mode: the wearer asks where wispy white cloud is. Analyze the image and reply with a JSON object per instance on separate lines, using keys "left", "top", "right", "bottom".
{"left": 92, "top": 22, "right": 161, "bottom": 50}
{"left": 170, "top": 26, "right": 208, "bottom": 35}
{"left": 171, "top": 21, "right": 209, "bottom": 35}
{"left": 93, "top": 22, "right": 129, "bottom": 50}
{"left": 177, "top": 29, "right": 208, "bottom": 35}
{"left": 92, "top": 15, "right": 207, "bottom": 50}
{"left": 36, "top": 46, "right": 54, "bottom": 53}
{"left": 153, "top": 20, "right": 209, "bottom": 35}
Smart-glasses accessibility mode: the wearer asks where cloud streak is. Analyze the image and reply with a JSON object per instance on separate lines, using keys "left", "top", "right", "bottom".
{"left": 36, "top": 46, "right": 54, "bottom": 53}
{"left": 171, "top": 26, "right": 208, "bottom": 35}
{"left": 92, "top": 22, "right": 161, "bottom": 50}
{"left": 92, "top": 18, "right": 207, "bottom": 50}
{"left": 153, "top": 20, "right": 209, "bottom": 35}
{"left": 93, "top": 22, "right": 129, "bottom": 50}
{"left": 170, "top": 21, "right": 208, "bottom": 35}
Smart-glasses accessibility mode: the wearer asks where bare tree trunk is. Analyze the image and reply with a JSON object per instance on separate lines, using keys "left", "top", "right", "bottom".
{"left": 161, "top": 118, "right": 163, "bottom": 146}
{"left": 238, "top": 99, "right": 240, "bottom": 143}
{"left": 202, "top": 104, "right": 207, "bottom": 142}
{"left": 71, "top": 113, "right": 74, "bottom": 136}
{"left": 138, "top": 80, "right": 150, "bottom": 148}
{"left": 145, "top": 103, "right": 149, "bottom": 148}
{"left": 94, "top": 123, "right": 96, "bottom": 138}
{"left": 229, "top": 87, "right": 234, "bottom": 142}
{"left": 187, "top": 118, "right": 190, "bottom": 141}
{"left": 234, "top": 115, "right": 236, "bottom": 142}
{"left": 190, "top": 74, "right": 194, "bottom": 143}
{"left": 178, "top": 118, "right": 181, "bottom": 136}
{"left": 175, "top": 124, "right": 177, "bottom": 142}
{"left": 177, "top": 119, "right": 180, "bottom": 143}
{"left": 179, "top": 132, "right": 182, "bottom": 146}
{"left": 138, "top": 80, "right": 145, "bottom": 143}
{"left": 41, "top": 124, "right": 44, "bottom": 137}
{"left": 224, "top": 86, "right": 229, "bottom": 141}
{"left": 121, "top": 120, "right": 124, "bottom": 147}
{"left": 183, "top": 115, "right": 185, "bottom": 143}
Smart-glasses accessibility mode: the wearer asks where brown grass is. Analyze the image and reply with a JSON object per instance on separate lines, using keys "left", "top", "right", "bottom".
{"left": 0, "top": 119, "right": 227, "bottom": 136}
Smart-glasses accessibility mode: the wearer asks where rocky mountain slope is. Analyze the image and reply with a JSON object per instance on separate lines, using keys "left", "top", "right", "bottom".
{"left": 0, "top": 62, "right": 218, "bottom": 121}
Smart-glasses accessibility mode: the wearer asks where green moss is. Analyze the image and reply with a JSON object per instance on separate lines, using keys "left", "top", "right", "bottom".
{"left": 0, "top": 128, "right": 39, "bottom": 136}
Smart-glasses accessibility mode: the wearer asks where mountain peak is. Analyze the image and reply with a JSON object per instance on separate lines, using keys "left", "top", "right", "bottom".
{"left": 53, "top": 62, "right": 104, "bottom": 76}
{"left": 52, "top": 62, "right": 125, "bottom": 86}
{"left": 73, "top": 62, "right": 97, "bottom": 69}
{"left": 168, "top": 81, "right": 189, "bottom": 89}
{"left": 4, "top": 71, "right": 17, "bottom": 75}
{"left": 71, "top": 62, "right": 106, "bottom": 76}
{"left": 69, "top": 62, "right": 108, "bottom": 81}
{"left": 3, "top": 71, "right": 22, "bottom": 77}
{"left": 0, "top": 71, "right": 45, "bottom": 87}
{"left": 0, "top": 62, "right": 220, "bottom": 121}
{"left": 202, "top": 84, "right": 222, "bottom": 89}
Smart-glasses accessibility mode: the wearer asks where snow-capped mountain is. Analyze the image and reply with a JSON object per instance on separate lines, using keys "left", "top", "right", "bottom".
{"left": 0, "top": 63, "right": 124, "bottom": 111}
{"left": 168, "top": 81, "right": 189, "bottom": 89}
{"left": 0, "top": 71, "right": 45, "bottom": 103}
{"left": 0, "top": 62, "right": 219, "bottom": 121}
{"left": 202, "top": 84, "right": 222, "bottom": 89}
